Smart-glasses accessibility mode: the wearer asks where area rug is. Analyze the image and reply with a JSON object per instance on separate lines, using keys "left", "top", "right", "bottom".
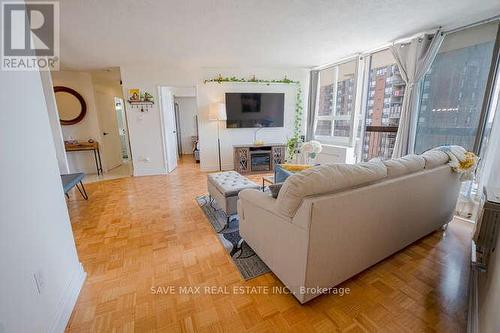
{"left": 196, "top": 194, "right": 271, "bottom": 280}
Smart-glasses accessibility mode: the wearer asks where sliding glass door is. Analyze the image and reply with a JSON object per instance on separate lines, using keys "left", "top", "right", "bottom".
{"left": 361, "top": 49, "right": 406, "bottom": 161}
{"left": 414, "top": 22, "right": 499, "bottom": 154}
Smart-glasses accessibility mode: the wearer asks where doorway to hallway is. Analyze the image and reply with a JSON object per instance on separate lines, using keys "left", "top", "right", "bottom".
{"left": 159, "top": 86, "right": 198, "bottom": 174}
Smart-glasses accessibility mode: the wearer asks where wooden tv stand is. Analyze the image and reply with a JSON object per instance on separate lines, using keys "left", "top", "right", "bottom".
{"left": 233, "top": 143, "right": 286, "bottom": 174}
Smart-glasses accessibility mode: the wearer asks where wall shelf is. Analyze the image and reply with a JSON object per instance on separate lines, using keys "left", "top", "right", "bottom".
{"left": 127, "top": 100, "right": 154, "bottom": 105}
{"left": 127, "top": 100, "right": 154, "bottom": 112}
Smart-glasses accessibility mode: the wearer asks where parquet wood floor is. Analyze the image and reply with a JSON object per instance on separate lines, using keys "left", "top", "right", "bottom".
{"left": 65, "top": 156, "right": 472, "bottom": 332}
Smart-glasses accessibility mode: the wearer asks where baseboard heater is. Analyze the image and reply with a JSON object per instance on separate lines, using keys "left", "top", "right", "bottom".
{"left": 467, "top": 186, "right": 500, "bottom": 333}
{"left": 473, "top": 187, "right": 500, "bottom": 270}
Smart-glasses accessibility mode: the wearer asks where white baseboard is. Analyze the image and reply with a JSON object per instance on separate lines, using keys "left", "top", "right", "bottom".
{"left": 49, "top": 262, "right": 87, "bottom": 333}
{"left": 200, "top": 164, "right": 234, "bottom": 172}
{"left": 133, "top": 168, "right": 167, "bottom": 176}
{"left": 222, "top": 163, "right": 234, "bottom": 171}
{"left": 467, "top": 241, "right": 479, "bottom": 333}
{"left": 454, "top": 215, "right": 476, "bottom": 224}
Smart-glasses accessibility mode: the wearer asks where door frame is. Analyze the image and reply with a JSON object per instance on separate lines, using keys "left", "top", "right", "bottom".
{"left": 158, "top": 86, "right": 178, "bottom": 173}
{"left": 114, "top": 96, "right": 133, "bottom": 162}
{"left": 158, "top": 86, "right": 197, "bottom": 173}
{"left": 94, "top": 90, "right": 123, "bottom": 172}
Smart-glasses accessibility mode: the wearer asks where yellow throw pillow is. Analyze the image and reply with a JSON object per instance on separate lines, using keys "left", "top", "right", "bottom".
{"left": 280, "top": 164, "right": 312, "bottom": 172}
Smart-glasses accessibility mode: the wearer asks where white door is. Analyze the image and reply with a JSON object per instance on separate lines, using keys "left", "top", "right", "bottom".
{"left": 159, "top": 87, "right": 178, "bottom": 172}
{"left": 95, "top": 91, "right": 123, "bottom": 171}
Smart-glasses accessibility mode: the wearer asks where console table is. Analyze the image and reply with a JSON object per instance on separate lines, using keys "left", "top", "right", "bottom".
{"left": 233, "top": 143, "right": 286, "bottom": 174}
{"left": 65, "top": 141, "right": 103, "bottom": 175}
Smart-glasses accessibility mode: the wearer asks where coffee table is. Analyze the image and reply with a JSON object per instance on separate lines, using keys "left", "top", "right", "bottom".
{"left": 261, "top": 175, "right": 274, "bottom": 191}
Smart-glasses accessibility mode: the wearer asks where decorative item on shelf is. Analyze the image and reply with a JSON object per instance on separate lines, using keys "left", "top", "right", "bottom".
{"left": 143, "top": 91, "right": 154, "bottom": 102}
{"left": 128, "top": 88, "right": 140, "bottom": 101}
{"left": 127, "top": 89, "right": 154, "bottom": 112}
{"left": 254, "top": 126, "right": 265, "bottom": 145}
{"left": 254, "top": 140, "right": 265, "bottom": 146}
{"left": 204, "top": 74, "right": 299, "bottom": 85}
{"left": 64, "top": 137, "right": 78, "bottom": 145}
{"left": 204, "top": 74, "right": 304, "bottom": 160}
{"left": 301, "top": 140, "right": 322, "bottom": 165}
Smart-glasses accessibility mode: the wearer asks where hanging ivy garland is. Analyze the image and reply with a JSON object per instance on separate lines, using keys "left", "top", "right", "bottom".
{"left": 204, "top": 74, "right": 303, "bottom": 160}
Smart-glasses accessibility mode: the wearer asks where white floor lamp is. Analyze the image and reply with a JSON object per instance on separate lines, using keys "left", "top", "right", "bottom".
{"left": 209, "top": 103, "right": 227, "bottom": 171}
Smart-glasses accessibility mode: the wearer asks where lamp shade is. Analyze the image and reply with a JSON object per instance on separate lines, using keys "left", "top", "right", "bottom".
{"left": 209, "top": 103, "right": 227, "bottom": 121}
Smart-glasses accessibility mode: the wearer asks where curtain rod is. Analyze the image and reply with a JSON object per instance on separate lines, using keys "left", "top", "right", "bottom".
{"left": 312, "top": 15, "right": 500, "bottom": 71}
{"left": 443, "top": 15, "right": 499, "bottom": 35}
{"left": 313, "top": 54, "right": 361, "bottom": 71}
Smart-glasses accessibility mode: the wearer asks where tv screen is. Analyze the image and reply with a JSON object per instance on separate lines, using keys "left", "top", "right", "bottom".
{"left": 225, "top": 93, "right": 284, "bottom": 128}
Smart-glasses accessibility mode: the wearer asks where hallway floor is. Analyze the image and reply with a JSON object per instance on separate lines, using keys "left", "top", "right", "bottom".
{"left": 83, "top": 160, "right": 133, "bottom": 184}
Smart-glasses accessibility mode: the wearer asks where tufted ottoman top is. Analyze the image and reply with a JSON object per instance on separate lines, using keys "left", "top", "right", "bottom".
{"left": 207, "top": 171, "right": 260, "bottom": 197}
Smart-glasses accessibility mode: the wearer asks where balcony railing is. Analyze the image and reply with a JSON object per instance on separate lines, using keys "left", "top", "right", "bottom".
{"left": 362, "top": 126, "right": 398, "bottom": 161}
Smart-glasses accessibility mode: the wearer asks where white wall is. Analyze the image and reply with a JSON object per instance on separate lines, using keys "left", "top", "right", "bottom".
{"left": 175, "top": 97, "right": 198, "bottom": 154}
{"left": 478, "top": 225, "right": 500, "bottom": 333}
{"left": 40, "top": 71, "right": 69, "bottom": 174}
{"left": 197, "top": 68, "right": 309, "bottom": 171}
{"left": 120, "top": 66, "right": 309, "bottom": 175}
{"left": 120, "top": 66, "right": 201, "bottom": 176}
{"left": 476, "top": 76, "right": 500, "bottom": 333}
{"left": 51, "top": 71, "right": 103, "bottom": 174}
{"left": 480, "top": 76, "right": 500, "bottom": 189}
{"left": 0, "top": 70, "right": 85, "bottom": 332}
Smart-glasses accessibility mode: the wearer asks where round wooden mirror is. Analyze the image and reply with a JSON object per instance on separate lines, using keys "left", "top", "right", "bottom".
{"left": 54, "top": 86, "right": 87, "bottom": 125}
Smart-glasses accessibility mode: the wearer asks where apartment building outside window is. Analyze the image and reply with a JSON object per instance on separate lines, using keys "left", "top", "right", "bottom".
{"left": 313, "top": 59, "right": 357, "bottom": 145}
{"left": 361, "top": 50, "right": 406, "bottom": 161}
{"left": 310, "top": 21, "right": 499, "bottom": 163}
{"left": 414, "top": 22, "right": 499, "bottom": 153}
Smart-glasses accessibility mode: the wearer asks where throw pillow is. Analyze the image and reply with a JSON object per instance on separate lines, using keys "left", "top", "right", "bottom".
{"left": 269, "top": 183, "right": 284, "bottom": 198}
{"left": 280, "top": 164, "right": 312, "bottom": 172}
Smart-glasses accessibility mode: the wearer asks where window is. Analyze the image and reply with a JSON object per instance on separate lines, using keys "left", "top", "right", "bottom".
{"left": 313, "top": 59, "right": 357, "bottom": 144}
{"left": 361, "top": 49, "right": 406, "bottom": 161}
{"left": 414, "top": 22, "right": 499, "bottom": 153}
{"left": 307, "top": 21, "right": 499, "bottom": 164}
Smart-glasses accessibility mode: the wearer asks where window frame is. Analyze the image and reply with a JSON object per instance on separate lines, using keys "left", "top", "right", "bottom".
{"left": 473, "top": 22, "right": 500, "bottom": 154}
{"left": 411, "top": 21, "right": 500, "bottom": 155}
{"left": 307, "top": 18, "right": 500, "bottom": 162}
{"left": 359, "top": 49, "right": 405, "bottom": 161}
{"left": 312, "top": 56, "right": 360, "bottom": 146}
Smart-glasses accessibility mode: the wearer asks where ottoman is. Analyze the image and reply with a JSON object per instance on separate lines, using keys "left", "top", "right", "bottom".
{"left": 207, "top": 171, "right": 260, "bottom": 221}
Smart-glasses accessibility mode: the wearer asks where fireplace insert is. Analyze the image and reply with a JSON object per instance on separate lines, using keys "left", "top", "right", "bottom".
{"left": 251, "top": 152, "right": 271, "bottom": 172}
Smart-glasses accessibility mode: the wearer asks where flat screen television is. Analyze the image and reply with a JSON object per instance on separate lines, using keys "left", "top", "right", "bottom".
{"left": 225, "top": 93, "right": 284, "bottom": 128}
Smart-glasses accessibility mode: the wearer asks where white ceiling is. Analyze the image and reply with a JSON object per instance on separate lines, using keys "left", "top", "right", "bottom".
{"left": 58, "top": 0, "right": 500, "bottom": 70}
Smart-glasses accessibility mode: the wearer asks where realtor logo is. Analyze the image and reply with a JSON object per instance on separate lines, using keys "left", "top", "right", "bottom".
{"left": 2, "top": 1, "right": 59, "bottom": 70}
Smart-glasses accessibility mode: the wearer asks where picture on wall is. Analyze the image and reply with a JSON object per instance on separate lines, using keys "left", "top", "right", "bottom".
{"left": 128, "top": 88, "right": 140, "bottom": 101}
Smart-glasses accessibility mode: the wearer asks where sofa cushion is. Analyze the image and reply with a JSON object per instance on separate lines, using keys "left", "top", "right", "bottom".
{"left": 276, "top": 159, "right": 387, "bottom": 217}
{"left": 383, "top": 154, "right": 425, "bottom": 178}
{"left": 421, "top": 150, "right": 449, "bottom": 169}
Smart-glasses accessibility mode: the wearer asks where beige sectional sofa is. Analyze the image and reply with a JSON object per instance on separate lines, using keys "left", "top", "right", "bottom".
{"left": 237, "top": 151, "right": 460, "bottom": 303}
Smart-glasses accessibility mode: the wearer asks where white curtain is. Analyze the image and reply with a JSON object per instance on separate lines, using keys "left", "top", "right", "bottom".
{"left": 306, "top": 70, "right": 319, "bottom": 141}
{"left": 390, "top": 30, "right": 444, "bottom": 158}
